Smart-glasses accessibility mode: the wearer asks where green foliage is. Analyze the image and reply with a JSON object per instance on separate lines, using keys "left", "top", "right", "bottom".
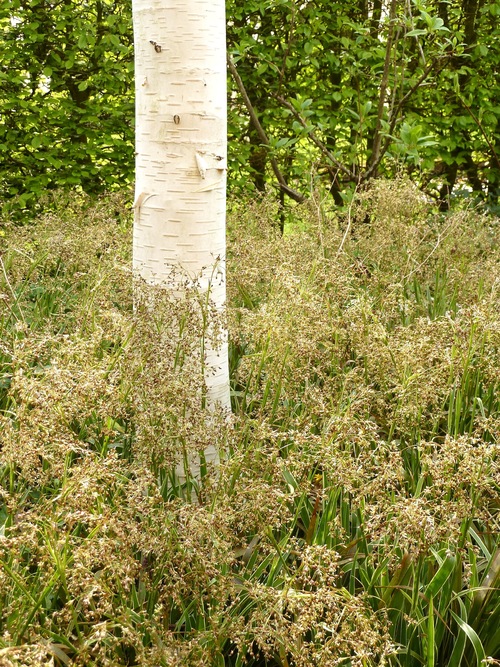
{"left": 226, "top": 0, "right": 500, "bottom": 210}
{"left": 2, "top": 0, "right": 500, "bottom": 215}
{"left": 0, "top": 0, "right": 134, "bottom": 216}
{"left": 1, "top": 185, "right": 499, "bottom": 665}
{"left": 2, "top": 0, "right": 500, "bottom": 214}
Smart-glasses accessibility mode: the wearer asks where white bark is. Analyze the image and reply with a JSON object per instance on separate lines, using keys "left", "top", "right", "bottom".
{"left": 132, "top": 0, "right": 230, "bottom": 475}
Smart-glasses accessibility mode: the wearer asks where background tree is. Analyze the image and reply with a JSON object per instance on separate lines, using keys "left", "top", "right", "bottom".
{"left": 226, "top": 0, "right": 500, "bottom": 211}
{"left": 2, "top": 0, "right": 500, "bottom": 214}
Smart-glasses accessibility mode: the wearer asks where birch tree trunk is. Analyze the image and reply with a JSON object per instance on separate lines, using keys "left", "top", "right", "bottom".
{"left": 132, "top": 0, "right": 230, "bottom": 476}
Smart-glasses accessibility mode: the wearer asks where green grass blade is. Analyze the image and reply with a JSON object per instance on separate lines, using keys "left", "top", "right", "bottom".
{"left": 427, "top": 595, "right": 435, "bottom": 667}
{"left": 425, "top": 551, "right": 456, "bottom": 599}
{"left": 450, "top": 605, "right": 486, "bottom": 667}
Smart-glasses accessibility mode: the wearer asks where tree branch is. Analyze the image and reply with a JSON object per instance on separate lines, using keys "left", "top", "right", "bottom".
{"left": 368, "top": 0, "right": 398, "bottom": 176}
{"left": 227, "top": 55, "right": 305, "bottom": 203}
{"left": 363, "top": 54, "right": 451, "bottom": 181}
{"left": 274, "top": 95, "right": 356, "bottom": 180}
{"left": 458, "top": 95, "right": 500, "bottom": 171}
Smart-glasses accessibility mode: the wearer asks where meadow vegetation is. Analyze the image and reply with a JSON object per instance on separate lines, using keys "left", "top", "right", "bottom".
{"left": 0, "top": 181, "right": 499, "bottom": 666}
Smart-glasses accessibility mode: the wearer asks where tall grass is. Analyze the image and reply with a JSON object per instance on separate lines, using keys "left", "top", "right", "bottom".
{"left": 0, "top": 182, "right": 499, "bottom": 666}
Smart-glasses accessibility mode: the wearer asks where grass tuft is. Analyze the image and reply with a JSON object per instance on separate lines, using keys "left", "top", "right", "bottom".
{"left": 0, "top": 183, "right": 499, "bottom": 666}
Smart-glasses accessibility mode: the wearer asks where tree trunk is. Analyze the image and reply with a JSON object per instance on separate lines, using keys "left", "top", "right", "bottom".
{"left": 132, "top": 0, "right": 230, "bottom": 476}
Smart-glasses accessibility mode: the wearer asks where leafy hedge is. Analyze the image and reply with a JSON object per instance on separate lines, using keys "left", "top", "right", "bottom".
{"left": 2, "top": 0, "right": 500, "bottom": 214}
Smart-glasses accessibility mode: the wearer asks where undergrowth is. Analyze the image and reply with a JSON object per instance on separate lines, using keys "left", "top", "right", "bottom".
{"left": 0, "top": 181, "right": 499, "bottom": 666}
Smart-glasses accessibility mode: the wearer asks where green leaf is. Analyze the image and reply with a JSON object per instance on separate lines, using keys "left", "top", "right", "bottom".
{"left": 450, "top": 606, "right": 486, "bottom": 667}
{"left": 46, "top": 155, "right": 62, "bottom": 169}
{"left": 446, "top": 618, "right": 467, "bottom": 667}
{"left": 429, "top": 17, "right": 446, "bottom": 31}
{"left": 426, "top": 552, "right": 456, "bottom": 598}
{"left": 275, "top": 138, "right": 289, "bottom": 148}
{"left": 427, "top": 596, "right": 435, "bottom": 667}
{"left": 31, "top": 135, "right": 42, "bottom": 149}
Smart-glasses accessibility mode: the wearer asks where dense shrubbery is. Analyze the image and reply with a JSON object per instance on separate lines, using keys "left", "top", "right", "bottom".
{"left": 0, "top": 0, "right": 134, "bottom": 215}
{"left": 0, "top": 182, "right": 499, "bottom": 665}
{"left": 2, "top": 0, "right": 500, "bottom": 215}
